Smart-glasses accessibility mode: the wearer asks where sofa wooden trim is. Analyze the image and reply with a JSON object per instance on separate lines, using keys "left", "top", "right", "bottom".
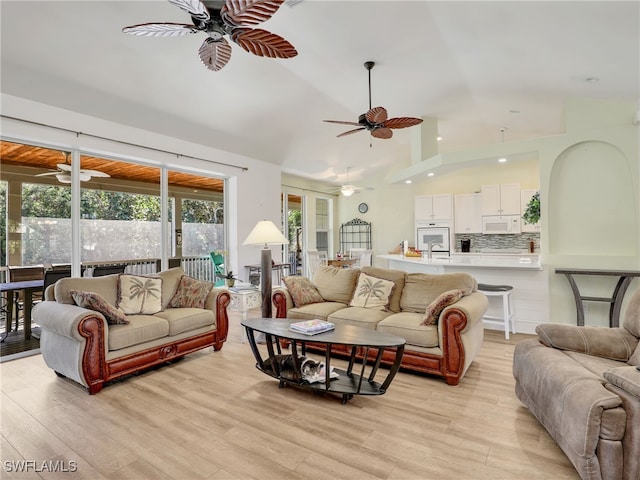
{"left": 272, "top": 290, "right": 479, "bottom": 386}
{"left": 63, "top": 291, "right": 230, "bottom": 394}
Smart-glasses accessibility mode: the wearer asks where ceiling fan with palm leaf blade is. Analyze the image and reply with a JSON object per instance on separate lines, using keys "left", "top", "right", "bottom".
{"left": 330, "top": 167, "right": 374, "bottom": 197}
{"left": 324, "top": 61, "right": 423, "bottom": 141}
{"left": 35, "top": 154, "right": 110, "bottom": 184}
{"left": 122, "top": 0, "right": 297, "bottom": 72}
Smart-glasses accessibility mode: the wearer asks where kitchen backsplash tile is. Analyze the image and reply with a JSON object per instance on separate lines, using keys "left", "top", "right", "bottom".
{"left": 454, "top": 232, "right": 540, "bottom": 253}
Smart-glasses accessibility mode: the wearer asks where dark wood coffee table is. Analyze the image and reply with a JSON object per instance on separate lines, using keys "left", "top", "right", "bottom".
{"left": 241, "top": 318, "right": 405, "bottom": 404}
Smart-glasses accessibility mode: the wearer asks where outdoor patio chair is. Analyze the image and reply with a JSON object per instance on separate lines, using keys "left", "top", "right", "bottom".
{"left": 210, "top": 252, "right": 225, "bottom": 286}
{"left": 43, "top": 268, "right": 72, "bottom": 291}
{"left": 92, "top": 264, "right": 126, "bottom": 277}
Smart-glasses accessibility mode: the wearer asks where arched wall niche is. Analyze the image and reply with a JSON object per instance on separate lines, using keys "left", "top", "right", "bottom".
{"left": 548, "top": 140, "right": 637, "bottom": 256}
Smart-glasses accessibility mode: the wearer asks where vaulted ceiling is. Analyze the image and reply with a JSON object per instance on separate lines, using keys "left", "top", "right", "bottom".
{"left": 1, "top": 1, "right": 638, "bottom": 187}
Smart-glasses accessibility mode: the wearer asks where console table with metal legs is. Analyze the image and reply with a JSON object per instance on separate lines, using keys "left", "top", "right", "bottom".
{"left": 555, "top": 268, "right": 640, "bottom": 327}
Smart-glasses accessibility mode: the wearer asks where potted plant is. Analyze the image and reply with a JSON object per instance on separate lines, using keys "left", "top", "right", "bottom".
{"left": 522, "top": 191, "right": 540, "bottom": 225}
{"left": 224, "top": 271, "right": 237, "bottom": 287}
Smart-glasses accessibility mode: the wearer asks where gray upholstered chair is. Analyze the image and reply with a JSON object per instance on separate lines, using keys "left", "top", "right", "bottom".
{"left": 513, "top": 288, "right": 640, "bottom": 480}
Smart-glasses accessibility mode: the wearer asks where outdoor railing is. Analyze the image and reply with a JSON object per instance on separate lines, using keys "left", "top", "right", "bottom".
{"left": 1, "top": 256, "right": 216, "bottom": 283}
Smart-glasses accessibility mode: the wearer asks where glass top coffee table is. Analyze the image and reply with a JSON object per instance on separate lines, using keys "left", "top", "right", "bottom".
{"left": 242, "top": 318, "right": 406, "bottom": 404}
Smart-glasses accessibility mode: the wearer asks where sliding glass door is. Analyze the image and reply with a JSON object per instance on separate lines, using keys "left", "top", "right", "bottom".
{"left": 0, "top": 139, "right": 226, "bottom": 280}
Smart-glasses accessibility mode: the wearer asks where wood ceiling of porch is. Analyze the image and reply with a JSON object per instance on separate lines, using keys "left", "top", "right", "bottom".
{"left": 0, "top": 140, "right": 224, "bottom": 193}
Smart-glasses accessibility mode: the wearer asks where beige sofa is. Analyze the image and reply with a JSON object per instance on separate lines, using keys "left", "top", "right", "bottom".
{"left": 33, "top": 267, "right": 230, "bottom": 394}
{"left": 273, "top": 265, "right": 488, "bottom": 385}
{"left": 513, "top": 288, "right": 640, "bottom": 480}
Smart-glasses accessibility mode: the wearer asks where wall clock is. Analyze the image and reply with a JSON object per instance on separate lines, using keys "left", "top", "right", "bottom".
{"left": 358, "top": 202, "right": 369, "bottom": 214}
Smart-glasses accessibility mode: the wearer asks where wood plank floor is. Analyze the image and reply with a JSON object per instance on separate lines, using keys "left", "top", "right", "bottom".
{"left": 0, "top": 310, "right": 580, "bottom": 480}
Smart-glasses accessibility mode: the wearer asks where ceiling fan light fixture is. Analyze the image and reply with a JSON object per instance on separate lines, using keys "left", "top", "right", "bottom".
{"left": 341, "top": 185, "right": 356, "bottom": 197}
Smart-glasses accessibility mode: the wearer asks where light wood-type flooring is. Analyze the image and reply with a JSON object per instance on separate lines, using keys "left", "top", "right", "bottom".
{"left": 0, "top": 309, "right": 580, "bottom": 480}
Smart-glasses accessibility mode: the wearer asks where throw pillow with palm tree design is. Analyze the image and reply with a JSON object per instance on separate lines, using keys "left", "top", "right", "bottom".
{"left": 349, "top": 273, "right": 394, "bottom": 310}
{"left": 117, "top": 274, "right": 163, "bottom": 314}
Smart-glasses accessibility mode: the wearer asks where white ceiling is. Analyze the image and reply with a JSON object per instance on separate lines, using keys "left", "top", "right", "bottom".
{"left": 1, "top": 0, "right": 638, "bottom": 186}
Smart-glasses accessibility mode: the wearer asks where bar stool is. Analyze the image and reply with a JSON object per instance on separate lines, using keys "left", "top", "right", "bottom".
{"left": 478, "top": 283, "right": 515, "bottom": 339}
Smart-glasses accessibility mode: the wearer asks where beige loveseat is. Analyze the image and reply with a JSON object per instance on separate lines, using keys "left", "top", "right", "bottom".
{"left": 33, "top": 267, "right": 230, "bottom": 394}
{"left": 513, "top": 288, "right": 640, "bottom": 480}
{"left": 273, "top": 265, "right": 488, "bottom": 385}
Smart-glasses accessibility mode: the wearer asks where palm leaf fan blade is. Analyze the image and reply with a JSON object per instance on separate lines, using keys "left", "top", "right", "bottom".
{"left": 222, "top": 0, "right": 285, "bottom": 26}
{"left": 122, "top": 23, "right": 199, "bottom": 37}
{"left": 366, "top": 106, "right": 388, "bottom": 124}
{"left": 337, "top": 128, "right": 366, "bottom": 138}
{"left": 169, "top": 0, "right": 210, "bottom": 20}
{"left": 371, "top": 128, "right": 393, "bottom": 139}
{"left": 231, "top": 28, "right": 297, "bottom": 58}
{"left": 384, "top": 117, "right": 423, "bottom": 129}
{"left": 199, "top": 38, "right": 232, "bottom": 71}
{"left": 323, "top": 120, "right": 362, "bottom": 126}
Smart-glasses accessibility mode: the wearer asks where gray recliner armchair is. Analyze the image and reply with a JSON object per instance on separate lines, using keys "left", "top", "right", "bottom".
{"left": 513, "top": 288, "right": 640, "bottom": 480}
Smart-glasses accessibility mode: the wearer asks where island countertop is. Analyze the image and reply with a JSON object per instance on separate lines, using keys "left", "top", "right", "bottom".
{"left": 377, "top": 253, "right": 543, "bottom": 271}
{"left": 377, "top": 253, "right": 547, "bottom": 334}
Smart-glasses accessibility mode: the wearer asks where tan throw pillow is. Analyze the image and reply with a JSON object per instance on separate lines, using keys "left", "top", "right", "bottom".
{"left": 283, "top": 276, "right": 324, "bottom": 307}
{"left": 169, "top": 275, "right": 213, "bottom": 309}
{"left": 70, "top": 289, "right": 129, "bottom": 325}
{"left": 117, "top": 274, "right": 163, "bottom": 314}
{"left": 349, "top": 273, "right": 395, "bottom": 311}
{"left": 313, "top": 266, "right": 360, "bottom": 304}
{"left": 401, "top": 273, "right": 477, "bottom": 313}
{"left": 422, "top": 289, "right": 468, "bottom": 325}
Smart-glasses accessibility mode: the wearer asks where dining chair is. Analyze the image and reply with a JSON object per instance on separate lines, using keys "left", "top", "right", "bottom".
{"left": 305, "top": 250, "right": 328, "bottom": 278}
{"left": 349, "top": 248, "right": 373, "bottom": 268}
{"left": 92, "top": 264, "right": 127, "bottom": 277}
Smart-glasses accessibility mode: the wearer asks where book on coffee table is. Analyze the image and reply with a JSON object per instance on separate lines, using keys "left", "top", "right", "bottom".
{"left": 289, "top": 319, "right": 335, "bottom": 335}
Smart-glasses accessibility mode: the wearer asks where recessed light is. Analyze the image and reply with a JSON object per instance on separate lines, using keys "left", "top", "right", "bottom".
{"left": 436, "top": 136, "right": 443, "bottom": 141}
{"left": 498, "top": 158, "right": 508, "bottom": 163}
{"left": 427, "top": 172, "right": 435, "bottom": 177}
{"left": 405, "top": 180, "right": 412, "bottom": 184}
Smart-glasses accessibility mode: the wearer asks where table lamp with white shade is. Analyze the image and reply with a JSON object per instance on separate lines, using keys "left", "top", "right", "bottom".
{"left": 242, "top": 220, "right": 289, "bottom": 318}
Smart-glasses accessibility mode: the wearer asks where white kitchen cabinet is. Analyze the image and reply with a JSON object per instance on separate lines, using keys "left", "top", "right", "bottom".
{"left": 415, "top": 194, "right": 453, "bottom": 221}
{"left": 521, "top": 188, "right": 541, "bottom": 232}
{"left": 454, "top": 193, "right": 483, "bottom": 233}
{"left": 481, "top": 183, "right": 520, "bottom": 215}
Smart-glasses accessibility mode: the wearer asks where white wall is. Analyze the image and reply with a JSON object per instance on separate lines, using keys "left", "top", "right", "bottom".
{"left": 0, "top": 94, "right": 284, "bottom": 279}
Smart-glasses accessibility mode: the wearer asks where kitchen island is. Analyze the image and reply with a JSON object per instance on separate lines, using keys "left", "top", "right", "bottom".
{"left": 377, "top": 254, "right": 547, "bottom": 334}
